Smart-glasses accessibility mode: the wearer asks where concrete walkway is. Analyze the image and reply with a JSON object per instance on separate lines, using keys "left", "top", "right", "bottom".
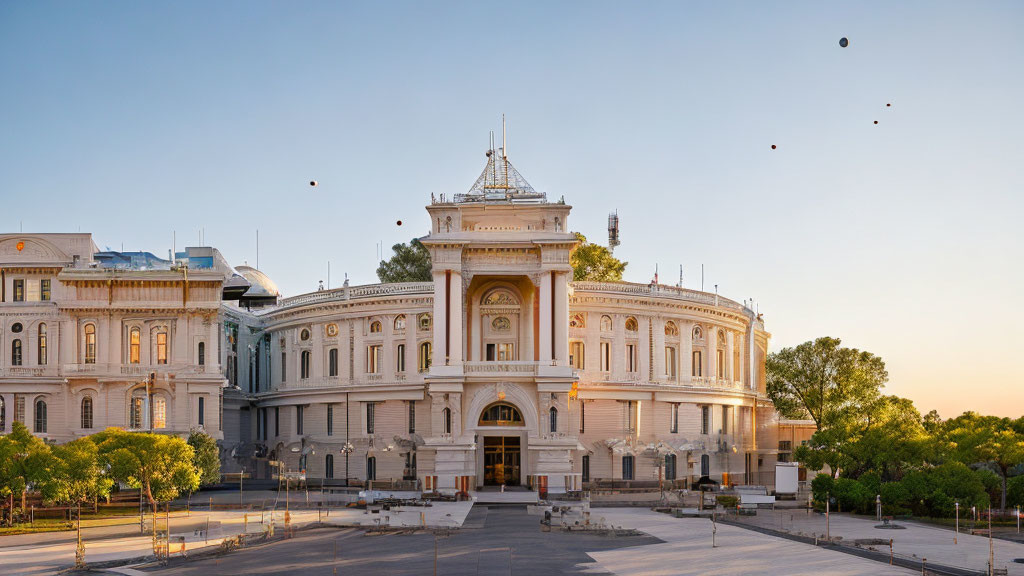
{"left": 0, "top": 503, "right": 473, "bottom": 576}
{"left": 730, "top": 509, "right": 1024, "bottom": 575}
{"left": 581, "top": 508, "right": 917, "bottom": 575}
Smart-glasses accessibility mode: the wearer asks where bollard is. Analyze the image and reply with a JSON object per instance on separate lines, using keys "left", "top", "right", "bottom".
{"left": 244, "top": 513, "right": 248, "bottom": 534}
{"left": 889, "top": 539, "right": 893, "bottom": 565}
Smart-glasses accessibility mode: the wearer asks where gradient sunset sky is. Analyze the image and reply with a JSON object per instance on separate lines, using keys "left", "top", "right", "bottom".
{"left": 2, "top": 2, "right": 1021, "bottom": 418}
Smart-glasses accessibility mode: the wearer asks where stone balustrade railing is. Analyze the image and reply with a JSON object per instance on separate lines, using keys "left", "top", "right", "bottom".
{"left": 570, "top": 281, "right": 751, "bottom": 313}
{"left": 276, "top": 282, "right": 434, "bottom": 309}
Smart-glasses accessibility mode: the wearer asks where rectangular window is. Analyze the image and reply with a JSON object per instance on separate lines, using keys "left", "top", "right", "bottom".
{"left": 622, "top": 455, "right": 634, "bottom": 481}
{"left": 367, "top": 345, "right": 382, "bottom": 374}
{"left": 198, "top": 342, "right": 205, "bottom": 366}
{"left": 408, "top": 400, "right": 416, "bottom": 433}
{"left": 153, "top": 398, "right": 166, "bottom": 429}
{"left": 582, "top": 455, "right": 590, "bottom": 483}
{"left": 40, "top": 279, "right": 50, "bottom": 301}
{"left": 13, "top": 279, "right": 24, "bottom": 302}
{"left": 722, "top": 405, "right": 729, "bottom": 434}
{"left": 281, "top": 351, "right": 287, "bottom": 382}
{"left": 198, "top": 396, "right": 205, "bottom": 426}
{"left": 580, "top": 401, "right": 585, "bottom": 433}
{"left": 84, "top": 326, "right": 96, "bottom": 364}
{"left": 570, "top": 341, "right": 584, "bottom": 370}
{"left": 670, "top": 403, "right": 679, "bottom": 433}
{"left": 14, "top": 396, "right": 25, "bottom": 423}
{"left": 274, "top": 406, "right": 280, "bottom": 437}
{"left": 717, "top": 350, "right": 725, "bottom": 378}
{"left": 692, "top": 351, "right": 702, "bottom": 377}
{"left": 665, "top": 347, "right": 677, "bottom": 378}
{"left": 396, "top": 344, "right": 405, "bottom": 373}
{"left": 486, "top": 343, "right": 495, "bottom": 361}
{"left": 130, "top": 397, "right": 144, "bottom": 429}
{"left": 156, "top": 332, "right": 168, "bottom": 365}
{"left": 600, "top": 342, "right": 611, "bottom": 372}
{"left": 701, "top": 405, "right": 710, "bottom": 435}
{"left": 626, "top": 344, "right": 637, "bottom": 372}
{"left": 366, "top": 402, "right": 375, "bottom": 434}
{"left": 258, "top": 407, "right": 267, "bottom": 441}
{"left": 327, "top": 404, "right": 333, "bottom": 436}
{"left": 624, "top": 400, "right": 637, "bottom": 434}
{"left": 498, "top": 343, "right": 514, "bottom": 361}
{"left": 296, "top": 405, "right": 304, "bottom": 435}
{"left": 418, "top": 342, "right": 431, "bottom": 372}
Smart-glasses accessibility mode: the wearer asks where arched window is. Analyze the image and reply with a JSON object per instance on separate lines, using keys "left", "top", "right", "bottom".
{"left": 34, "top": 399, "right": 47, "bottom": 433}
{"left": 418, "top": 313, "right": 432, "bottom": 331}
{"left": 369, "top": 320, "right": 382, "bottom": 334}
{"left": 664, "top": 321, "right": 678, "bottom": 337}
{"left": 625, "top": 317, "right": 638, "bottom": 332}
{"left": 198, "top": 342, "right": 205, "bottom": 366}
{"left": 84, "top": 324, "right": 96, "bottom": 364}
{"left": 153, "top": 397, "right": 167, "bottom": 429}
{"left": 549, "top": 407, "right": 558, "bottom": 433}
{"left": 37, "top": 324, "right": 47, "bottom": 365}
{"left": 366, "top": 456, "right": 377, "bottom": 481}
{"left": 478, "top": 402, "right": 523, "bottom": 426}
{"left": 130, "top": 390, "right": 146, "bottom": 429}
{"left": 570, "top": 313, "right": 585, "bottom": 329}
{"left": 325, "top": 454, "right": 334, "bottom": 479}
{"left": 622, "top": 455, "right": 634, "bottom": 480}
{"left": 11, "top": 339, "right": 22, "bottom": 366}
{"left": 692, "top": 325, "right": 703, "bottom": 340}
{"left": 81, "top": 397, "right": 93, "bottom": 429}
{"left": 665, "top": 454, "right": 677, "bottom": 480}
{"left": 300, "top": 350, "right": 311, "bottom": 379}
{"left": 418, "top": 341, "right": 432, "bottom": 372}
{"left": 700, "top": 454, "right": 710, "bottom": 477}
{"left": 442, "top": 407, "right": 452, "bottom": 434}
{"left": 129, "top": 327, "right": 141, "bottom": 364}
{"left": 600, "top": 315, "right": 613, "bottom": 332}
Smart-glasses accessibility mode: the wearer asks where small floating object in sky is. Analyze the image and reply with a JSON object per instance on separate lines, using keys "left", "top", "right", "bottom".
{"left": 874, "top": 121, "right": 878, "bottom": 125}
{"left": 839, "top": 37, "right": 849, "bottom": 48}
{"left": 309, "top": 180, "right": 318, "bottom": 187}
{"left": 396, "top": 220, "right": 403, "bottom": 226}
{"left": 886, "top": 103, "right": 891, "bottom": 107}
{"left": 771, "top": 145, "right": 777, "bottom": 150}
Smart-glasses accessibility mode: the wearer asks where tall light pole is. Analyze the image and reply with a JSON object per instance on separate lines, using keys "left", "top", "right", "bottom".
{"left": 954, "top": 501, "right": 959, "bottom": 545}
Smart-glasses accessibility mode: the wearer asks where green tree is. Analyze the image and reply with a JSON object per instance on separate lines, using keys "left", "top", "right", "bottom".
{"left": 922, "top": 409, "right": 943, "bottom": 435}
{"left": 766, "top": 337, "right": 888, "bottom": 428}
{"left": 941, "top": 413, "right": 1024, "bottom": 511}
{"left": 376, "top": 238, "right": 432, "bottom": 283}
{"left": 569, "top": 233, "right": 627, "bottom": 281}
{"left": 187, "top": 430, "right": 221, "bottom": 486}
{"left": 93, "top": 428, "right": 200, "bottom": 511}
{"left": 42, "top": 437, "right": 114, "bottom": 506}
{"left": 0, "top": 422, "right": 52, "bottom": 522}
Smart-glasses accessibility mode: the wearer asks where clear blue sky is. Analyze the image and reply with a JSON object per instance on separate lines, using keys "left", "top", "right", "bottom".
{"left": 2, "top": 2, "right": 1022, "bottom": 418}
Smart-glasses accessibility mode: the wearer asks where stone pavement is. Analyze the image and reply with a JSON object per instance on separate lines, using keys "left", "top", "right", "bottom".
{"left": 728, "top": 508, "right": 1024, "bottom": 575}
{"left": 581, "top": 508, "right": 918, "bottom": 575}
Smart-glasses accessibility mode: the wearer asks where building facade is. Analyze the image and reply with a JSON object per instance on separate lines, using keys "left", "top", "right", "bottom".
{"left": 220, "top": 148, "right": 778, "bottom": 493}
{"left": 0, "top": 235, "right": 226, "bottom": 440}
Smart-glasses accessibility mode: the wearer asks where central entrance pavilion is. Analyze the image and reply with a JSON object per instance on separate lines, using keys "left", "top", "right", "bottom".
{"left": 479, "top": 401, "right": 525, "bottom": 486}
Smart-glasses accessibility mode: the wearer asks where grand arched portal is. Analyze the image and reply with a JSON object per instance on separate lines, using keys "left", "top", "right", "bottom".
{"left": 479, "top": 402, "right": 524, "bottom": 486}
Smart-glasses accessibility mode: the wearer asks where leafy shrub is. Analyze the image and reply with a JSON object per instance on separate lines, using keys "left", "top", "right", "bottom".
{"left": 811, "top": 473, "right": 833, "bottom": 504}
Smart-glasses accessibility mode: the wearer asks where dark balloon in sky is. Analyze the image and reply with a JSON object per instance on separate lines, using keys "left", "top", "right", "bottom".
{"left": 839, "top": 37, "right": 849, "bottom": 48}
{"left": 309, "top": 181, "right": 318, "bottom": 187}
{"left": 887, "top": 103, "right": 891, "bottom": 107}
{"left": 396, "top": 220, "right": 403, "bottom": 226}
{"left": 771, "top": 145, "right": 776, "bottom": 150}
{"left": 874, "top": 121, "right": 878, "bottom": 125}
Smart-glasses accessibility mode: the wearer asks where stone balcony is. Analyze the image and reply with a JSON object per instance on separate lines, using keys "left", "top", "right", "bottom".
{"left": 61, "top": 363, "right": 214, "bottom": 379}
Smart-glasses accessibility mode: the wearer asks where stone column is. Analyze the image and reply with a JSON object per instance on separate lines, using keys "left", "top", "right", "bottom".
{"left": 538, "top": 273, "right": 552, "bottom": 363}
{"left": 432, "top": 271, "right": 447, "bottom": 368}
{"left": 449, "top": 271, "right": 463, "bottom": 365}
{"left": 726, "top": 331, "right": 735, "bottom": 383}
{"left": 405, "top": 319, "right": 417, "bottom": 376}
{"left": 553, "top": 272, "right": 568, "bottom": 365}
{"left": 708, "top": 328, "right": 718, "bottom": 381}
{"left": 470, "top": 300, "right": 482, "bottom": 362}
{"left": 207, "top": 319, "right": 218, "bottom": 374}
{"left": 652, "top": 317, "right": 665, "bottom": 380}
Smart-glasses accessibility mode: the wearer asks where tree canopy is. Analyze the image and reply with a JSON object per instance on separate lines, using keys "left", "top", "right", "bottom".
{"left": 766, "top": 337, "right": 888, "bottom": 430}
{"left": 188, "top": 429, "right": 222, "bottom": 486}
{"left": 0, "top": 422, "right": 51, "bottom": 511}
{"left": 376, "top": 238, "right": 432, "bottom": 283}
{"left": 569, "top": 232, "right": 627, "bottom": 281}
{"left": 93, "top": 428, "right": 200, "bottom": 511}
{"left": 42, "top": 437, "right": 114, "bottom": 506}
{"left": 939, "top": 413, "right": 1024, "bottom": 510}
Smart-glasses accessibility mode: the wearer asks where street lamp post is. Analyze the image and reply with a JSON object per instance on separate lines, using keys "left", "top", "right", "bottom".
{"left": 954, "top": 501, "right": 959, "bottom": 545}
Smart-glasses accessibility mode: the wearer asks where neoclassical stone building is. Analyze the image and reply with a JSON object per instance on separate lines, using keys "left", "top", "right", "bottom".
{"left": 0, "top": 236, "right": 226, "bottom": 441}
{"left": 220, "top": 148, "right": 777, "bottom": 493}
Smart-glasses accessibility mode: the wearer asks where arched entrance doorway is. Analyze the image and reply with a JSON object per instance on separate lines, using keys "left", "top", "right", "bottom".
{"left": 478, "top": 401, "right": 524, "bottom": 486}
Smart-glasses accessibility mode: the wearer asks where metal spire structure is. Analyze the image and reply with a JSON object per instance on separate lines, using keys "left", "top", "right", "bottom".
{"left": 455, "top": 118, "right": 546, "bottom": 204}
